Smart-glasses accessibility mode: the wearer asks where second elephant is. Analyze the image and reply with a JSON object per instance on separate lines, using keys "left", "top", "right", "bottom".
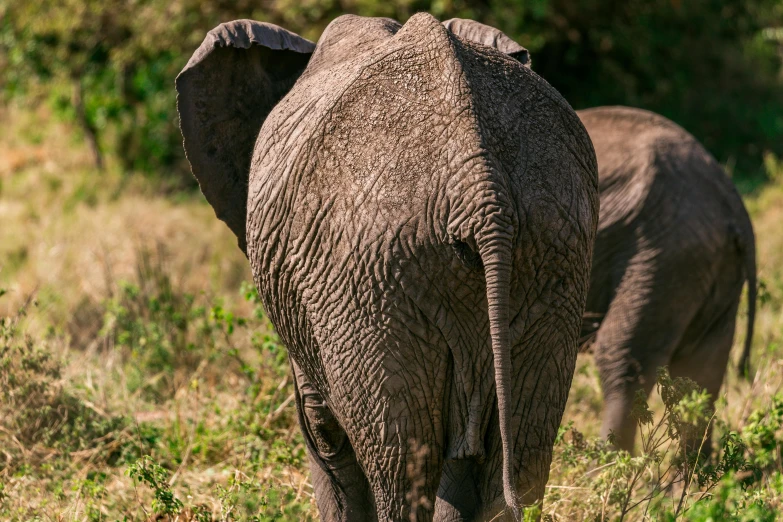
{"left": 578, "top": 106, "right": 757, "bottom": 451}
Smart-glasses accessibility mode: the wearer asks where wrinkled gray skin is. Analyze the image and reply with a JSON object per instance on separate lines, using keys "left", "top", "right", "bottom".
{"left": 177, "top": 14, "right": 598, "bottom": 521}
{"left": 577, "top": 107, "right": 757, "bottom": 452}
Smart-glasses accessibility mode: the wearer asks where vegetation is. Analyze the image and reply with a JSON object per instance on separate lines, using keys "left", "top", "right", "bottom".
{"left": 1, "top": 96, "right": 783, "bottom": 519}
{"left": 2, "top": 0, "right": 781, "bottom": 185}
{"left": 1, "top": 1, "right": 782, "bottom": 518}
{"left": 0, "top": 109, "right": 312, "bottom": 520}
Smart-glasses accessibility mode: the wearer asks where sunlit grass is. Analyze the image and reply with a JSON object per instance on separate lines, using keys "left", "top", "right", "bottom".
{"left": 2, "top": 107, "right": 783, "bottom": 520}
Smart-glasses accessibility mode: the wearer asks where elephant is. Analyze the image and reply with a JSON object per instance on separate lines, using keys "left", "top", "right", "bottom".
{"left": 576, "top": 106, "right": 757, "bottom": 452}
{"left": 176, "top": 13, "right": 599, "bottom": 521}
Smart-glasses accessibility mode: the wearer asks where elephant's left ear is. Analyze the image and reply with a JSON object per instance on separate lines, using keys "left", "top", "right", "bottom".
{"left": 443, "top": 18, "right": 530, "bottom": 66}
{"left": 176, "top": 20, "right": 315, "bottom": 254}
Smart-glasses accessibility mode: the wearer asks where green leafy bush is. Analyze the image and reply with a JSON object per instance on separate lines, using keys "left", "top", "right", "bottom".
{"left": 544, "top": 368, "right": 783, "bottom": 520}
{"left": 2, "top": 0, "right": 780, "bottom": 184}
{"left": 508, "top": 0, "right": 783, "bottom": 184}
{"left": 0, "top": 273, "right": 313, "bottom": 519}
{"left": 127, "top": 455, "right": 187, "bottom": 516}
{"left": 674, "top": 472, "right": 782, "bottom": 522}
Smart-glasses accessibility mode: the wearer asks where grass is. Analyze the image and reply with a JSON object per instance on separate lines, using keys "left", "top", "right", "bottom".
{"left": 1, "top": 105, "right": 783, "bottom": 520}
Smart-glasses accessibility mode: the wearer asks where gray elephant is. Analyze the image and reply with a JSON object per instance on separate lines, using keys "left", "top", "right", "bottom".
{"left": 467, "top": 23, "right": 759, "bottom": 453}
{"left": 577, "top": 106, "right": 757, "bottom": 452}
{"left": 176, "top": 14, "right": 598, "bottom": 521}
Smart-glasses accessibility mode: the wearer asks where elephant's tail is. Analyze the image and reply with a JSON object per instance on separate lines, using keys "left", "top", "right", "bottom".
{"left": 738, "top": 224, "right": 757, "bottom": 380}
{"left": 478, "top": 229, "right": 519, "bottom": 517}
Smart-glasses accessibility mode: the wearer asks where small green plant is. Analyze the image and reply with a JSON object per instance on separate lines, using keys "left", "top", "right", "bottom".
{"left": 741, "top": 394, "right": 783, "bottom": 471}
{"left": 543, "top": 368, "right": 778, "bottom": 521}
{"left": 126, "top": 455, "right": 184, "bottom": 516}
{"left": 758, "top": 278, "right": 774, "bottom": 308}
{"left": 215, "top": 474, "right": 263, "bottom": 521}
{"left": 100, "top": 247, "right": 261, "bottom": 400}
{"left": 522, "top": 504, "right": 542, "bottom": 521}
{"left": 672, "top": 472, "right": 782, "bottom": 521}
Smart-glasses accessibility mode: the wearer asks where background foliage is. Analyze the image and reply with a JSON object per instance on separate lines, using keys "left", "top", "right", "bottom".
{"left": 1, "top": 1, "right": 783, "bottom": 519}
{"left": 2, "top": 0, "right": 781, "bottom": 186}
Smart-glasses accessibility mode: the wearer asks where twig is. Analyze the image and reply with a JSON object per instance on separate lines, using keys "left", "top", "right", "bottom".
{"left": 263, "top": 393, "right": 295, "bottom": 428}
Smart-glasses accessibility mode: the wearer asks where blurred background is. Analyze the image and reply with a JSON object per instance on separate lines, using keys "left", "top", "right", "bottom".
{"left": 2, "top": 0, "right": 782, "bottom": 188}
{"left": 0, "top": 1, "right": 782, "bottom": 520}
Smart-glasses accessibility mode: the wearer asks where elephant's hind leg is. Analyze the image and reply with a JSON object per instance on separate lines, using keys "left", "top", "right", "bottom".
{"left": 291, "top": 360, "right": 377, "bottom": 521}
{"left": 669, "top": 298, "right": 741, "bottom": 457}
{"left": 593, "top": 260, "right": 695, "bottom": 452}
{"left": 433, "top": 459, "right": 481, "bottom": 521}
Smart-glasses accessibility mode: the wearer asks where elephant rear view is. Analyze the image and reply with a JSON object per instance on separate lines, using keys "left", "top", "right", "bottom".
{"left": 577, "top": 106, "right": 757, "bottom": 452}
{"left": 177, "top": 14, "right": 599, "bottom": 520}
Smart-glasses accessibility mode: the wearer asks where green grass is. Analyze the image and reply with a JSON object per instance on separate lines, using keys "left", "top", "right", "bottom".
{"left": 2, "top": 106, "right": 783, "bottom": 520}
{"left": 0, "top": 266, "right": 314, "bottom": 520}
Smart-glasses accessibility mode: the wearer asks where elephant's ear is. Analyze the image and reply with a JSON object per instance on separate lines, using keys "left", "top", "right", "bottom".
{"left": 176, "top": 20, "right": 315, "bottom": 253}
{"left": 443, "top": 18, "right": 530, "bottom": 66}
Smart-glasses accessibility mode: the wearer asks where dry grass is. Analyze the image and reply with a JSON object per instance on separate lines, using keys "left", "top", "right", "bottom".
{"left": 1, "top": 105, "right": 782, "bottom": 520}
{"left": 0, "top": 107, "right": 316, "bottom": 520}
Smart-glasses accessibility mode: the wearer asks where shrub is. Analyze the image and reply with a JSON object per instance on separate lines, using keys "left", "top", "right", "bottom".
{"left": 99, "top": 247, "right": 258, "bottom": 401}
{"left": 2, "top": 0, "right": 780, "bottom": 184}
{"left": 544, "top": 368, "right": 783, "bottom": 521}
{"left": 0, "top": 297, "right": 128, "bottom": 470}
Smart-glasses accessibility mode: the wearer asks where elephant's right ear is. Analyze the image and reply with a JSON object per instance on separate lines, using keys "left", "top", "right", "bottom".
{"left": 176, "top": 20, "right": 315, "bottom": 254}
{"left": 443, "top": 18, "right": 530, "bottom": 66}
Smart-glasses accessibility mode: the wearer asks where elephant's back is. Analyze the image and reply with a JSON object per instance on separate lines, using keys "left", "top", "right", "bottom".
{"left": 578, "top": 106, "right": 707, "bottom": 207}
{"left": 247, "top": 15, "right": 600, "bottom": 450}
{"left": 580, "top": 106, "right": 752, "bottom": 318}
{"left": 578, "top": 106, "right": 746, "bottom": 240}
{"left": 249, "top": 14, "right": 598, "bottom": 277}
